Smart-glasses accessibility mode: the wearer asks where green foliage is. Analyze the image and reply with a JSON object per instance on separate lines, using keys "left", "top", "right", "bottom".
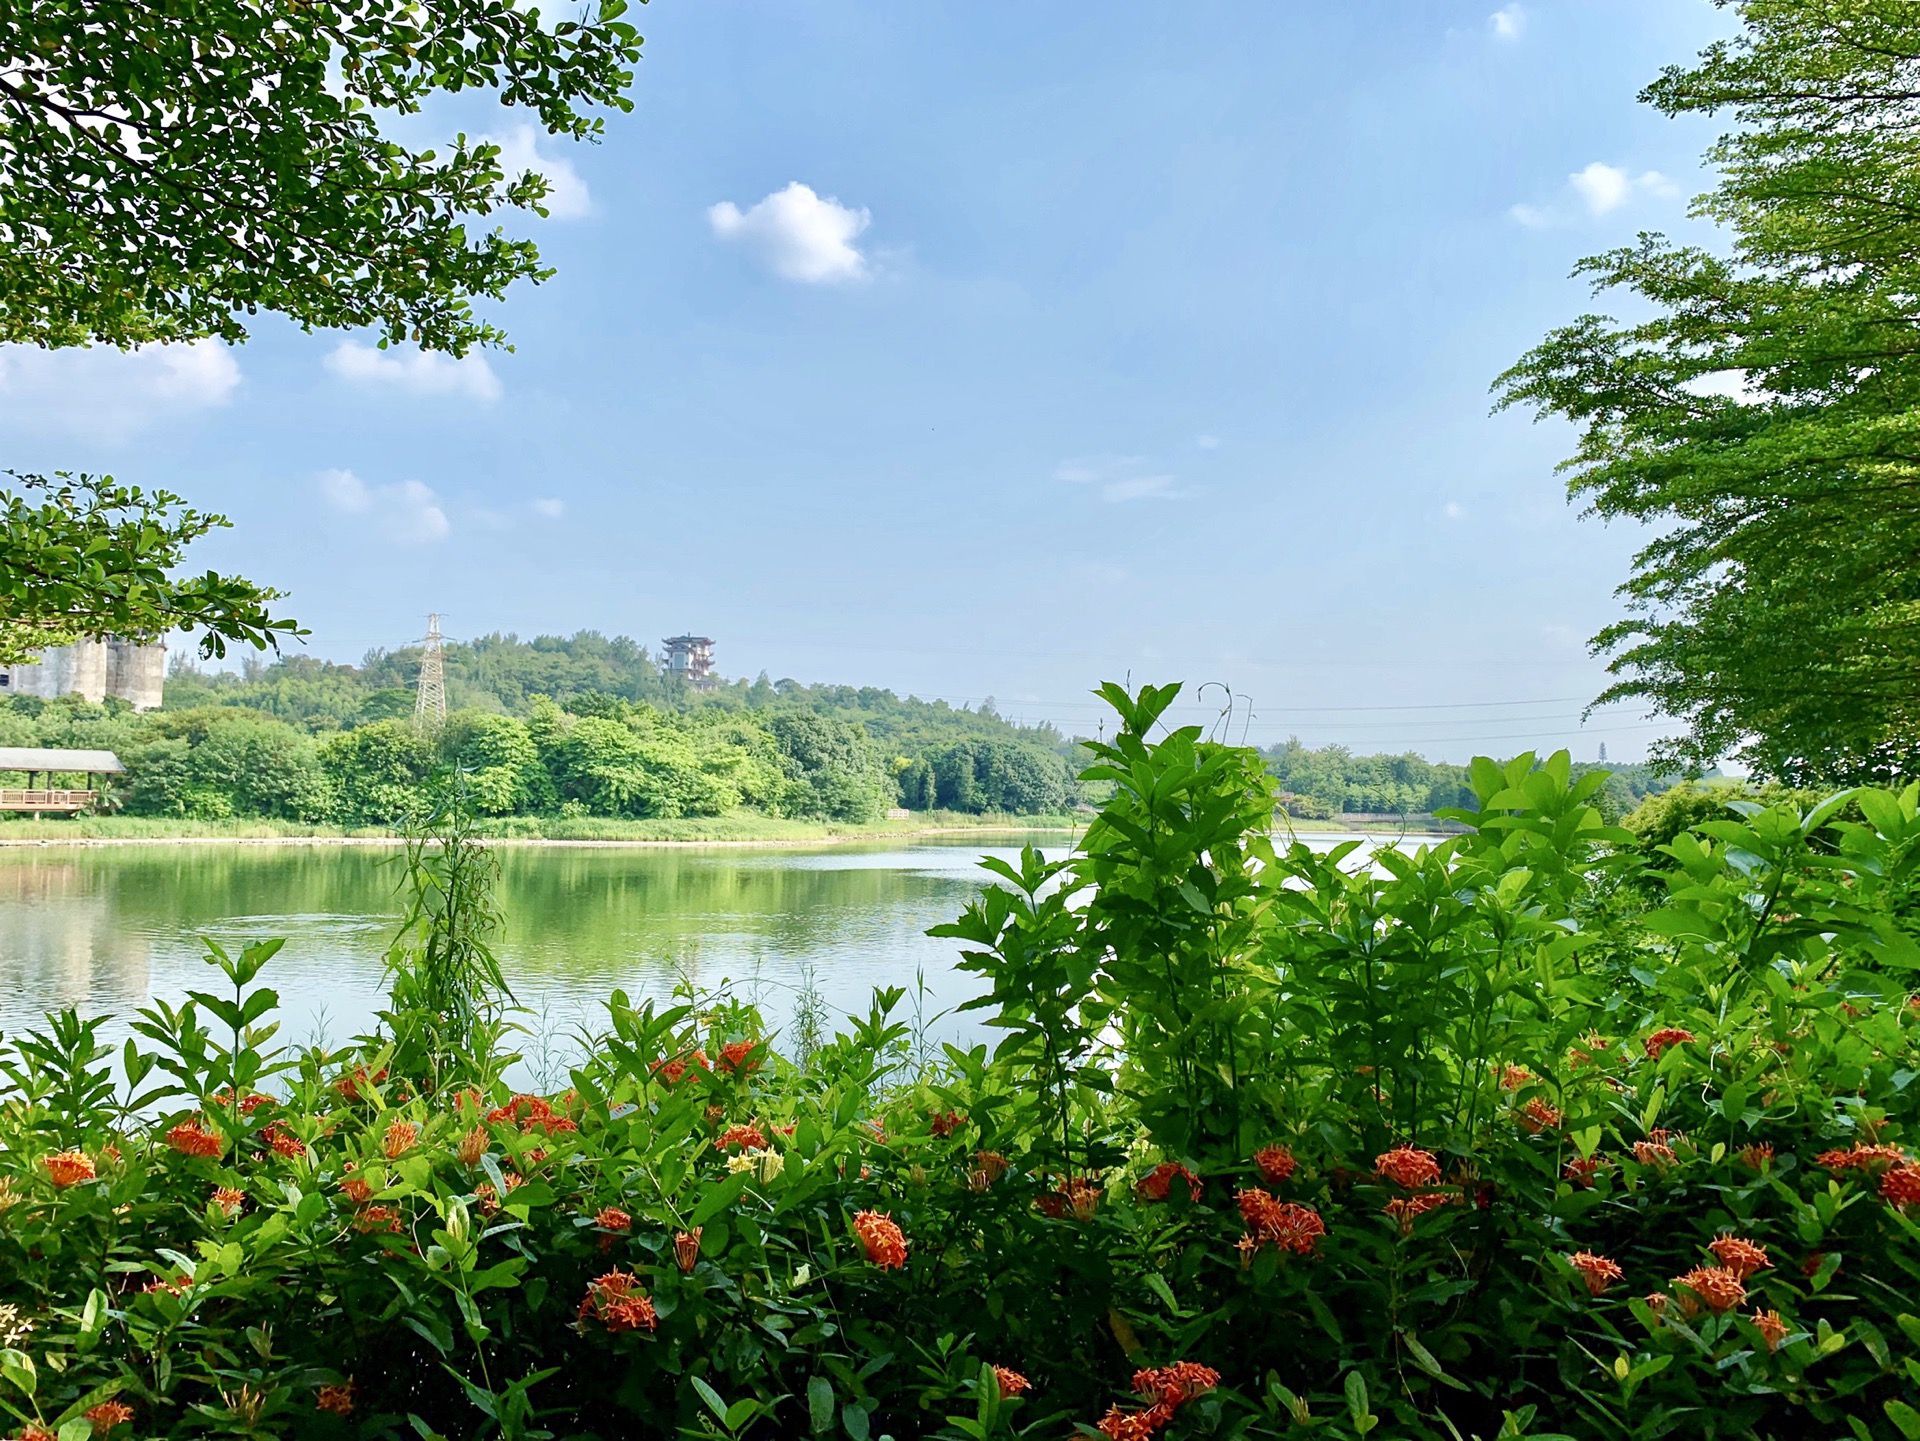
{"left": 317, "top": 719, "right": 435, "bottom": 825}
{"left": 928, "top": 738, "right": 1070, "bottom": 816}
{"left": 0, "top": 473, "right": 297, "bottom": 665}
{"left": 5, "top": 680, "right": 1919, "bottom": 1439}
{"left": 769, "top": 711, "right": 896, "bottom": 823}
{"left": 1496, "top": 2, "right": 1920, "bottom": 784}
{"left": 0, "top": 0, "right": 642, "bottom": 352}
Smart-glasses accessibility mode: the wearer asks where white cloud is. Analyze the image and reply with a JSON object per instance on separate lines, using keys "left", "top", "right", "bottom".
{"left": 1444, "top": 501, "right": 1465, "bottom": 519}
{"left": 1489, "top": 4, "right": 1525, "bottom": 40}
{"left": 1101, "top": 475, "right": 1183, "bottom": 503}
{"left": 532, "top": 497, "right": 566, "bottom": 518}
{"left": 1054, "top": 455, "right": 1187, "bottom": 503}
{"left": 708, "top": 182, "right": 872, "bottom": 284}
{"left": 485, "top": 125, "right": 592, "bottom": 220}
{"left": 0, "top": 340, "right": 240, "bottom": 439}
{"left": 318, "top": 468, "right": 450, "bottom": 545}
{"left": 1196, "top": 434, "right": 1220, "bottom": 450}
{"left": 1513, "top": 165, "right": 1681, "bottom": 227}
{"left": 325, "top": 341, "right": 502, "bottom": 401}
{"left": 1682, "top": 369, "right": 1771, "bottom": 405}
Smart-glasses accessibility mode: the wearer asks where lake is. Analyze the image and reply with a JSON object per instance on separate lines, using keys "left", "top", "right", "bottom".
{"left": 0, "top": 831, "right": 1424, "bottom": 1080}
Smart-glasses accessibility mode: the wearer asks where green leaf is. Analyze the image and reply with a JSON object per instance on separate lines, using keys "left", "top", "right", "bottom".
{"left": 1886, "top": 1400, "right": 1920, "bottom": 1441}
{"left": 841, "top": 1402, "right": 871, "bottom": 1441}
{"left": 690, "top": 1376, "right": 730, "bottom": 1427}
{"left": 808, "top": 1377, "right": 834, "bottom": 1435}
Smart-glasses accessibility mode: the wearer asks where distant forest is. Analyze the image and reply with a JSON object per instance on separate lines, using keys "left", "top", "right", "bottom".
{"left": 0, "top": 631, "right": 1680, "bottom": 824}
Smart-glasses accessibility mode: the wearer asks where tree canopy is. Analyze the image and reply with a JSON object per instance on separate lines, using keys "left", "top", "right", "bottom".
{"left": 0, "top": 0, "right": 643, "bottom": 656}
{"left": 1496, "top": 0, "right": 1920, "bottom": 784}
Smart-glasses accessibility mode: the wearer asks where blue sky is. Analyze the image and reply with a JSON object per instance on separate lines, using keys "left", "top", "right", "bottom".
{"left": 0, "top": 0, "right": 1738, "bottom": 759}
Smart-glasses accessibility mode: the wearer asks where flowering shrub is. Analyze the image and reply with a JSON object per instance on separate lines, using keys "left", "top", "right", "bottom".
{"left": 2, "top": 683, "right": 1920, "bottom": 1439}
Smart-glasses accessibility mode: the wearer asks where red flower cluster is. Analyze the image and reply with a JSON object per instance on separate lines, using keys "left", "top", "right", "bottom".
{"left": 340, "top": 1176, "right": 374, "bottom": 1204}
{"left": 1736, "top": 1143, "right": 1774, "bottom": 1171}
{"left": 593, "top": 1206, "right": 632, "bottom": 1233}
{"left": 1517, "top": 1097, "right": 1563, "bottom": 1134}
{"left": 650, "top": 1050, "right": 709, "bottom": 1085}
{"left": 1815, "top": 1142, "right": 1908, "bottom": 1172}
{"left": 715, "top": 1122, "right": 768, "bottom": 1152}
{"left": 717, "top": 1040, "right": 762, "bottom": 1075}
{"left": 260, "top": 1123, "right": 306, "bottom": 1160}
{"left": 353, "top": 1204, "right": 403, "bottom": 1235}
{"left": 1499, "top": 1064, "right": 1534, "bottom": 1091}
{"left": 166, "top": 1122, "right": 223, "bottom": 1159}
{"left": 1096, "top": 1362, "right": 1219, "bottom": 1438}
{"left": 853, "top": 1210, "right": 909, "bottom": 1269}
{"left": 211, "top": 1186, "right": 246, "bottom": 1216}
{"left": 1037, "top": 1176, "right": 1103, "bottom": 1220}
{"left": 578, "top": 1270, "right": 658, "bottom": 1333}
{"left": 316, "top": 1381, "right": 355, "bottom": 1416}
{"left": 211, "top": 1089, "right": 275, "bottom": 1114}
{"left": 1643, "top": 1027, "right": 1695, "bottom": 1060}
{"left": 1383, "top": 1193, "right": 1453, "bottom": 1234}
{"left": 930, "top": 1109, "right": 967, "bottom": 1138}
{"left": 1252, "top": 1145, "right": 1296, "bottom": 1186}
{"left": 1708, "top": 1234, "right": 1771, "bottom": 1280}
{"left": 1569, "top": 1251, "right": 1623, "bottom": 1296}
{"left": 82, "top": 1400, "right": 134, "bottom": 1433}
{"left": 1567, "top": 1033, "right": 1611, "bottom": 1069}
{"left": 43, "top": 1150, "right": 95, "bottom": 1187}
{"left": 1751, "top": 1310, "right": 1790, "bottom": 1352}
{"left": 1881, "top": 1163, "right": 1920, "bottom": 1208}
{"left": 383, "top": 1119, "right": 419, "bottom": 1159}
{"left": 993, "top": 1367, "right": 1031, "bottom": 1400}
{"left": 1631, "top": 1140, "right": 1677, "bottom": 1167}
{"left": 485, "top": 1094, "right": 577, "bottom": 1136}
{"left": 1235, "top": 1188, "right": 1325, "bottom": 1255}
{"left": 1375, "top": 1146, "right": 1441, "bottom": 1189}
{"left": 333, "top": 1066, "right": 387, "bottom": 1101}
{"left": 674, "top": 1228, "right": 703, "bottom": 1273}
{"left": 474, "top": 1174, "right": 522, "bottom": 1216}
{"left": 1563, "top": 1154, "right": 1610, "bottom": 1188}
{"left": 1674, "top": 1265, "right": 1746, "bottom": 1315}
{"left": 1135, "top": 1162, "right": 1202, "bottom": 1203}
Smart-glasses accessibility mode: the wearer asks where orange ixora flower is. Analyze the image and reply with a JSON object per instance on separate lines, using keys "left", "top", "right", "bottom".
{"left": 715, "top": 1123, "right": 768, "bottom": 1152}
{"left": 930, "top": 1109, "right": 967, "bottom": 1138}
{"left": 1708, "top": 1234, "right": 1771, "bottom": 1280}
{"left": 593, "top": 1206, "right": 632, "bottom": 1233}
{"left": 993, "top": 1367, "right": 1032, "bottom": 1400}
{"left": 1564, "top": 1154, "right": 1610, "bottom": 1188}
{"left": 650, "top": 1050, "right": 709, "bottom": 1086}
{"left": 1569, "top": 1251, "right": 1624, "bottom": 1297}
{"left": 1817, "top": 1142, "right": 1910, "bottom": 1173}
{"left": 353, "top": 1204, "right": 403, "bottom": 1234}
{"left": 261, "top": 1124, "right": 307, "bottom": 1161}
{"left": 1134, "top": 1163, "right": 1202, "bottom": 1203}
{"left": 1036, "top": 1175, "right": 1103, "bottom": 1220}
{"left": 473, "top": 1174, "right": 522, "bottom": 1216}
{"left": 674, "top": 1228, "right": 703, "bottom": 1273}
{"left": 316, "top": 1381, "right": 355, "bottom": 1416}
{"left": 1880, "top": 1163, "right": 1920, "bottom": 1208}
{"left": 852, "top": 1210, "right": 909, "bottom": 1269}
{"left": 1518, "top": 1097, "right": 1563, "bottom": 1134}
{"left": 1253, "top": 1145, "right": 1297, "bottom": 1186}
{"left": 339, "top": 1176, "right": 374, "bottom": 1204}
{"left": 1568, "top": 1033, "right": 1612, "bottom": 1069}
{"left": 578, "top": 1269, "right": 658, "bottom": 1333}
{"left": 83, "top": 1401, "right": 134, "bottom": 1434}
{"left": 1499, "top": 1064, "right": 1535, "bottom": 1091}
{"left": 1750, "top": 1310, "right": 1790, "bottom": 1353}
{"left": 211, "top": 1187, "right": 246, "bottom": 1216}
{"left": 1236, "top": 1189, "right": 1327, "bottom": 1255}
{"left": 18, "top": 1426, "right": 57, "bottom": 1441}
{"left": 43, "top": 1150, "right": 96, "bottom": 1187}
{"left": 457, "top": 1126, "right": 489, "bottom": 1167}
{"left": 1643, "top": 1027, "right": 1695, "bottom": 1060}
{"left": 382, "top": 1119, "right": 418, "bottom": 1159}
{"left": 1383, "top": 1193, "right": 1452, "bottom": 1235}
{"left": 1375, "top": 1146, "right": 1442, "bottom": 1189}
{"left": 717, "top": 1040, "right": 762, "bottom": 1075}
{"left": 1735, "top": 1143, "right": 1775, "bottom": 1171}
{"left": 1095, "top": 1406, "right": 1158, "bottom": 1441}
{"left": 1134, "top": 1362, "right": 1219, "bottom": 1409}
{"left": 1631, "top": 1140, "right": 1677, "bottom": 1168}
{"left": 166, "top": 1121, "right": 223, "bottom": 1159}
{"left": 1675, "top": 1265, "right": 1747, "bottom": 1316}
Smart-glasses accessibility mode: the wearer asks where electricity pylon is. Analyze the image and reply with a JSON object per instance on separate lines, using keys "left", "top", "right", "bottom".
{"left": 414, "top": 613, "right": 447, "bottom": 729}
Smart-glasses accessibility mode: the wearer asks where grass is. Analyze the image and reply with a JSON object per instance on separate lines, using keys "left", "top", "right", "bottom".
{"left": 0, "top": 810, "right": 1084, "bottom": 845}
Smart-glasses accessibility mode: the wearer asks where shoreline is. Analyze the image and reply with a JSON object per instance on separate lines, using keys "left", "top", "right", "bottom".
{"left": 0, "top": 822, "right": 1085, "bottom": 851}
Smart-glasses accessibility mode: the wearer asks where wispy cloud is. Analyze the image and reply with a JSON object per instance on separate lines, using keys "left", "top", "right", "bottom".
{"left": 1054, "top": 455, "right": 1189, "bottom": 503}
{"left": 1196, "top": 434, "right": 1220, "bottom": 450}
{"left": 532, "top": 498, "right": 566, "bottom": 518}
{"left": 708, "top": 182, "right": 871, "bottom": 284}
{"left": 0, "top": 340, "right": 240, "bottom": 440}
{"left": 318, "top": 468, "right": 451, "bottom": 545}
{"left": 325, "top": 341, "right": 501, "bottom": 401}
{"left": 484, "top": 125, "right": 592, "bottom": 220}
{"left": 1511, "top": 162, "right": 1679, "bottom": 227}
{"left": 1489, "top": 3, "right": 1525, "bottom": 40}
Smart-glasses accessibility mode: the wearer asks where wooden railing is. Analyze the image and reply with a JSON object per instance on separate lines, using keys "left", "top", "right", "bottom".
{"left": 0, "top": 788, "right": 97, "bottom": 813}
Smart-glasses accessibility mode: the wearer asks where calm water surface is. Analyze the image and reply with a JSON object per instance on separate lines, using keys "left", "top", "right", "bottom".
{"left": 0, "top": 832, "right": 1421, "bottom": 1071}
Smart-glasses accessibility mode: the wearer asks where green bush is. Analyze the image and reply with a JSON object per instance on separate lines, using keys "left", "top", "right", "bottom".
{"left": 2, "top": 683, "right": 1918, "bottom": 1441}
